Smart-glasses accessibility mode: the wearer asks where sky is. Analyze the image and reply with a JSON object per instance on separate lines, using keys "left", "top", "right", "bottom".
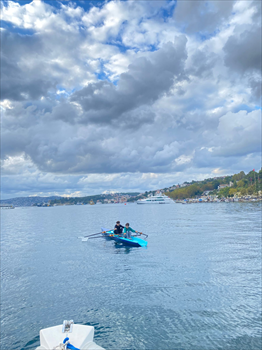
{"left": 1, "top": 0, "right": 261, "bottom": 199}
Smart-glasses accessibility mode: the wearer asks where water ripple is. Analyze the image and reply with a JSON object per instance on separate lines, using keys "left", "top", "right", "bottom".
{"left": 1, "top": 203, "right": 261, "bottom": 349}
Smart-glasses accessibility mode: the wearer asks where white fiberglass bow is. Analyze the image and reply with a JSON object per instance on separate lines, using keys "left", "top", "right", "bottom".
{"left": 36, "top": 320, "right": 104, "bottom": 350}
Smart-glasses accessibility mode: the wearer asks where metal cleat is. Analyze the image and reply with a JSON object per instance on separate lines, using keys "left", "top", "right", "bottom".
{"left": 62, "top": 320, "right": 74, "bottom": 333}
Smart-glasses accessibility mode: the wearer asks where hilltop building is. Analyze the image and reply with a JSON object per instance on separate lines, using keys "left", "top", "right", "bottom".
{"left": 218, "top": 182, "right": 233, "bottom": 190}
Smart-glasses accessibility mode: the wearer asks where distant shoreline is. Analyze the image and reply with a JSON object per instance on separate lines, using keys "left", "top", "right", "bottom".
{"left": 2, "top": 198, "right": 261, "bottom": 209}
{"left": 175, "top": 197, "right": 262, "bottom": 204}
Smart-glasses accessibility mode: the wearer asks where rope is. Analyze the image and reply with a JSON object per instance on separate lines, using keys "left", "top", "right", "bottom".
{"left": 52, "top": 343, "right": 65, "bottom": 350}
{"left": 63, "top": 337, "right": 80, "bottom": 350}
{"left": 52, "top": 337, "right": 80, "bottom": 350}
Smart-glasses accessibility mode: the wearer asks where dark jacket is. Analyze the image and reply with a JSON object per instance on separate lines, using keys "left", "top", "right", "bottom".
{"left": 114, "top": 224, "right": 124, "bottom": 234}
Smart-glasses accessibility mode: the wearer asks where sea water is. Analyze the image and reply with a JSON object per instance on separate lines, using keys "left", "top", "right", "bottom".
{"left": 1, "top": 202, "right": 261, "bottom": 350}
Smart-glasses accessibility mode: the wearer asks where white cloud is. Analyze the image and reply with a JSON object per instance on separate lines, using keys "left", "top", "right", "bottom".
{"left": 214, "top": 110, "right": 261, "bottom": 156}
{"left": 175, "top": 155, "right": 193, "bottom": 166}
{"left": 0, "top": 99, "right": 13, "bottom": 110}
{"left": 1, "top": 0, "right": 261, "bottom": 198}
{"left": 2, "top": 0, "right": 52, "bottom": 29}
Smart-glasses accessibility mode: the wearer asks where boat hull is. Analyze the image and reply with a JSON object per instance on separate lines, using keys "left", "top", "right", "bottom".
{"left": 101, "top": 228, "right": 147, "bottom": 247}
{"left": 137, "top": 194, "right": 173, "bottom": 204}
{"left": 137, "top": 201, "right": 167, "bottom": 204}
{"left": 36, "top": 322, "right": 104, "bottom": 350}
{"left": 113, "top": 236, "right": 145, "bottom": 247}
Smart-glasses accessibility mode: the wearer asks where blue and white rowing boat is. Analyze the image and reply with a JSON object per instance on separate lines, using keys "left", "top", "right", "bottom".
{"left": 101, "top": 228, "right": 148, "bottom": 247}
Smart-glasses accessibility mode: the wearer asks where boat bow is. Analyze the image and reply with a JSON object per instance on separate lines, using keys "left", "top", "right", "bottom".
{"left": 36, "top": 320, "right": 104, "bottom": 350}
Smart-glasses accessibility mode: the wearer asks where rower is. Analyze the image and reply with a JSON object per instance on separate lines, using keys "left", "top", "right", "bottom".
{"left": 123, "top": 223, "right": 138, "bottom": 239}
{"left": 114, "top": 221, "right": 124, "bottom": 236}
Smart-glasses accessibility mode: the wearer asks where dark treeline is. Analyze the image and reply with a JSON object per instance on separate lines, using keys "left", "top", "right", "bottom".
{"left": 167, "top": 169, "right": 262, "bottom": 200}
{"left": 50, "top": 195, "right": 103, "bottom": 205}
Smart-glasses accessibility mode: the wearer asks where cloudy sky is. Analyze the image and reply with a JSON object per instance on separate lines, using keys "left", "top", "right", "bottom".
{"left": 1, "top": 0, "right": 261, "bottom": 199}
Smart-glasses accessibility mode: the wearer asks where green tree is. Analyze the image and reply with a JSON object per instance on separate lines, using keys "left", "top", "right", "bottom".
{"left": 168, "top": 184, "right": 202, "bottom": 200}
{"left": 247, "top": 186, "right": 254, "bottom": 195}
{"left": 224, "top": 176, "right": 231, "bottom": 183}
{"left": 202, "top": 183, "right": 214, "bottom": 191}
{"left": 237, "top": 180, "right": 244, "bottom": 188}
{"left": 212, "top": 180, "right": 220, "bottom": 189}
{"left": 219, "top": 187, "right": 230, "bottom": 198}
{"left": 242, "top": 178, "right": 248, "bottom": 187}
{"left": 232, "top": 171, "right": 245, "bottom": 181}
{"left": 239, "top": 171, "right": 245, "bottom": 179}
{"left": 240, "top": 188, "right": 247, "bottom": 196}
{"left": 229, "top": 188, "right": 237, "bottom": 197}
{"left": 187, "top": 184, "right": 201, "bottom": 197}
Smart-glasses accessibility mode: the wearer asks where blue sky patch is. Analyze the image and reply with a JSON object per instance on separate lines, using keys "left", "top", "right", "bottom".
{"left": 233, "top": 104, "right": 253, "bottom": 113}
{"left": 1, "top": 20, "right": 35, "bottom": 35}
{"left": 198, "top": 28, "right": 220, "bottom": 42}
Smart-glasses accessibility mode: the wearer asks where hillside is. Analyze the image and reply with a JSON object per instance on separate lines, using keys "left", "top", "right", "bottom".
{"left": 167, "top": 169, "right": 262, "bottom": 200}
{"left": 49, "top": 192, "right": 140, "bottom": 205}
{"left": 0, "top": 196, "right": 61, "bottom": 207}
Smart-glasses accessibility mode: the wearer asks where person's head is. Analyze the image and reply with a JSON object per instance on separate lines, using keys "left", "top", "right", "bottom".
{"left": 125, "top": 223, "right": 129, "bottom": 228}
{"left": 116, "top": 221, "right": 120, "bottom": 225}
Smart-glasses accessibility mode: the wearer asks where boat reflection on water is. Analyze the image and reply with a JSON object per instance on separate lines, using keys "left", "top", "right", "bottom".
{"left": 114, "top": 242, "right": 147, "bottom": 252}
{"left": 114, "top": 243, "right": 132, "bottom": 254}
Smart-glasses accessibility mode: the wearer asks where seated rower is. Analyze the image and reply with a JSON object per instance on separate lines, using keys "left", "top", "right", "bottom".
{"left": 114, "top": 221, "right": 124, "bottom": 236}
{"left": 123, "top": 223, "right": 138, "bottom": 239}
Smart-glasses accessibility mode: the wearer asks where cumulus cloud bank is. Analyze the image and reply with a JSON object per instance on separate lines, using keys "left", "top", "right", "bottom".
{"left": 1, "top": 0, "right": 261, "bottom": 198}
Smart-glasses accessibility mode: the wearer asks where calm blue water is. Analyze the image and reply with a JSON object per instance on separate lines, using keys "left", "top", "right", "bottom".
{"left": 1, "top": 203, "right": 261, "bottom": 350}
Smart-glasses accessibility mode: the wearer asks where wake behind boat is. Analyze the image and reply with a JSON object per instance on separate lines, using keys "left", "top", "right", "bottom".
{"left": 137, "top": 192, "right": 173, "bottom": 204}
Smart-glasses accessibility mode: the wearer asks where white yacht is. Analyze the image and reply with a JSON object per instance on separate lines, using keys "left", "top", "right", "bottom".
{"left": 137, "top": 193, "right": 173, "bottom": 204}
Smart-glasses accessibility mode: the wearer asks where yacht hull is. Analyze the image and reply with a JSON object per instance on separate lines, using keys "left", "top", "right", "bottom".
{"left": 137, "top": 201, "right": 167, "bottom": 204}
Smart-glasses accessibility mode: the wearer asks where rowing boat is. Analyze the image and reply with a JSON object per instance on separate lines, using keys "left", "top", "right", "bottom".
{"left": 101, "top": 228, "right": 148, "bottom": 247}
{"left": 101, "top": 229, "right": 114, "bottom": 239}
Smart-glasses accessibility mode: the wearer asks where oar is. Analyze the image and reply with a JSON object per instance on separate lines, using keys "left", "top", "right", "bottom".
{"left": 78, "top": 231, "right": 109, "bottom": 239}
{"left": 81, "top": 235, "right": 107, "bottom": 242}
{"left": 84, "top": 232, "right": 104, "bottom": 238}
{"left": 138, "top": 232, "right": 148, "bottom": 238}
{"left": 85, "top": 236, "right": 105, "bottom": 240}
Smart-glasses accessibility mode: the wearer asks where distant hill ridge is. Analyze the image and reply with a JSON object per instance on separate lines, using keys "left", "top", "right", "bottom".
{"left": 0, "top": 196, "right": 61, "bottom": 207}
{"left": 0, "top": 193, "right": 140, "bottom": 206}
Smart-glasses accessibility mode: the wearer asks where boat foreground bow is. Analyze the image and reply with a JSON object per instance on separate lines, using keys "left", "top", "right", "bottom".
{"left": 36, "top": 320, "right": 104, "bottom": 350}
